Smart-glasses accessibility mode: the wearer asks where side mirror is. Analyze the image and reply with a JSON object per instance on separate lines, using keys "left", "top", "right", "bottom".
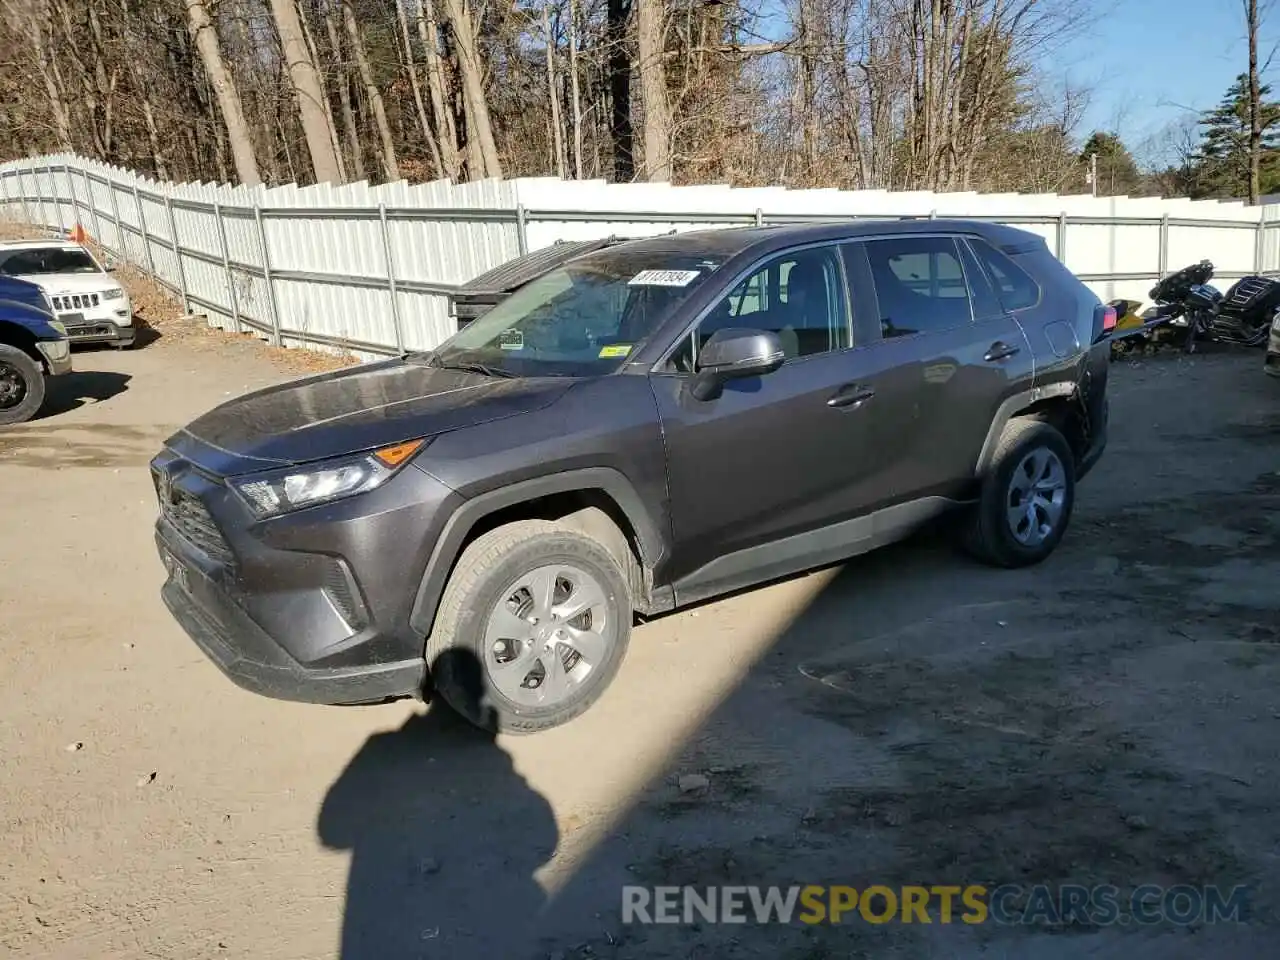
{"left": 689, "top": 327, "right": 785, "bottom": 401}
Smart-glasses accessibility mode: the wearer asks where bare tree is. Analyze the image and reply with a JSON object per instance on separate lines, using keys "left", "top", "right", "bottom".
{"left": 184, "top": 0, "right": 261, "bottom": 186}
{"left": 340, "top": 0, "right": 398, "bottom": 182}
{"left": 269, "top": 0, "right": 342, "bottom": 183}
{"left": 635, "top": 0, "right": 672, "bottom": 180}
{"left": 440, "top": 0, "right": 503, "bottom": 179}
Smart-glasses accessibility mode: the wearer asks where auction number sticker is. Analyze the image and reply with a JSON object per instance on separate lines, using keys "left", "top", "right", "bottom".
{"left": 497, "top": 329, "right": 525, "bottom": 350}
{"left": 628, "top": 269, "right": 701, "bottom": 287}
{"left": 598, "top": 344, "right": 633, "bottom": 358}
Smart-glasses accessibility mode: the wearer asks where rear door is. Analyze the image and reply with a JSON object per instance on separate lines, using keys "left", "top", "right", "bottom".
{"left": 853, "top": 234, "right": 1034, "bottom": 496}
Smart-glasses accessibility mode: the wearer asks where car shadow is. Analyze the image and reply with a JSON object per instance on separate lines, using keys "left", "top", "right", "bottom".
{"left": 37, "top": 370, "right": 132, "bottom": 418}
{"left": 318, "top": 648, "right": 559, "bottom": 959}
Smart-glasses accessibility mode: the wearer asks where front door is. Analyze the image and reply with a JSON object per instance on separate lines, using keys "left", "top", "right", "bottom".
{"left": 649, "top": 242, "right": 914, "bottom": 597}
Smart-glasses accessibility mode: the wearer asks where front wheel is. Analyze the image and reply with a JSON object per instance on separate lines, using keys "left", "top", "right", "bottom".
{"left": 963, "top": 418, "right": 1076, "bottom": 568}
{"left": 426, "top": 519, "right": 633, "bottom": 734}
{"left": 0, "top": 344, "right": 46, "bottom": 426}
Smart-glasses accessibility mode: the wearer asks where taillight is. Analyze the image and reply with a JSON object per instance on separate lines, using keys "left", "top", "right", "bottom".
{"left": 1102, "top": 305, "right": 1117, "bottom": 331}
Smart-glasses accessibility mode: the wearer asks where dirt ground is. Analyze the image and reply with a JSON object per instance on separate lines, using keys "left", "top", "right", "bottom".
{"left": 2, "top": 286, "right": 1279, "bottom": 959}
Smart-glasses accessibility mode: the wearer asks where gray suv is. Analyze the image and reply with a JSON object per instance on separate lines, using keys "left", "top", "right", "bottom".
{"left": 151, "top": 220, "right": 1111, "bottom": 733}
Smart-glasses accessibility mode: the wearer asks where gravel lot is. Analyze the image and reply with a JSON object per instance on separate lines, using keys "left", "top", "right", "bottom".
{"left": 1, "top": 309, "right": 1278, "bottom": 959}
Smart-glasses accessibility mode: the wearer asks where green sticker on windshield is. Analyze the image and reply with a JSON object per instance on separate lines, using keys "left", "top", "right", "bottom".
{"left": 497, "top": 329, "right": 524, "bottom": 350}
{"left": 599, "top": 344, "right": 632, "bottom": 358}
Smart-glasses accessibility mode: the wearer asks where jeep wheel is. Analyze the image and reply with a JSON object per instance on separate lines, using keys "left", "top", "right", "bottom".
{"left": 426, "top": 519, "right": 632, "bottom": 734}
{"left": 0, "top": 345, "right": 45, "bottom": 426}
{"left": 964, "top": 418, "right": 1076, "bottom": 568}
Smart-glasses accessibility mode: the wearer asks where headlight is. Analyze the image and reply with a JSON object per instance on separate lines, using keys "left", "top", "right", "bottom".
{"left": 102, "top": 288, "right": 126, "bottom": 301}
{"left": 229, "top": 439, "right": 427, "bottom": 519}
{"left": 49, "top": 320, "right": 67, "bottom": 336}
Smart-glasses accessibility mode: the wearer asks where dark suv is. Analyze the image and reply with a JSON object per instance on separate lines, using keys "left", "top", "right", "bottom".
{"left": 151, "top": 220, "right": 1111, "bottom": 733}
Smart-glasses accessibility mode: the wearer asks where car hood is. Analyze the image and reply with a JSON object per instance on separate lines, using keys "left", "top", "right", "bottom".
{"left": 168, "top": 358, "right": 574, "bottom": 473}
{"left": 15, "top": 272, "right": 119, "bottom": 297}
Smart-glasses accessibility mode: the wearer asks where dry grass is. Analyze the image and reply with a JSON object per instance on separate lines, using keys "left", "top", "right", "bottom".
{"left": 0, "top": 219, "right": 361, "bottom": 376}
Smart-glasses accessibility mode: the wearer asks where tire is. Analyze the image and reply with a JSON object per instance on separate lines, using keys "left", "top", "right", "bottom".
{"left": 0, "top": 344, "right": 46, "bottom": 426}
{"left": 426, "top": 519, "right": 633, "bottom": 735}
{"left": 963, "top": 418, "right": 1076, "bottom": 568}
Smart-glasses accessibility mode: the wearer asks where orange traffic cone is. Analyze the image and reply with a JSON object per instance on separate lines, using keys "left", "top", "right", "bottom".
{"left": 70, "top": 223, "right": 87, "bottom": 244}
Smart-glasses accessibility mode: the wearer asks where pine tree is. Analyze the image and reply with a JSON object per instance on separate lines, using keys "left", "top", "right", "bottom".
{"left": 1080, "top": 131, "right": 1142, "bottom": 195}
{"left": 1191, "top": 74, "right": 1280, "bottom": 198}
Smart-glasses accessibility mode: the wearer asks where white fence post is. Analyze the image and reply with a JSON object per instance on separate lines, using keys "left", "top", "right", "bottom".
{"left": 1159, "top": 214, "right": 1170, "bottom": 276}
{"left": 516, "top": 204, "right": 529, "bottom": 255}
{"left": 378, "top": 203, "right": 405, "bottom": 354}
{"left": 107, "top": 180, "right": 125, "bottom": 260}
{"left": 213, "top": 202, "right": 242, "bottom": 334}
{"left": 133, "top": 184, "right": 156, "bottom": 275}
{"left": 254, "top": 204, "right": 283, "bottom": 347}
{"left": 1056, "top": 212, "right": 1067, "bottom": 261}
{"left": 164, "top": 195, "right": 190, "bottom": 313}
{"left": 81, "top": 168, "right": 101, "bottom": 239}
{"left": 63, "top": 164, "right": 78, "bottom": 228}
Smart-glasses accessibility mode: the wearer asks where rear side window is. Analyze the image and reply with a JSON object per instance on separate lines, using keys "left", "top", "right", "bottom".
{"left": 967, "top": 238, "right": 1041, "bottom": 311}
{"left": 864, "top": 236, "right": 973, "bottom": 337}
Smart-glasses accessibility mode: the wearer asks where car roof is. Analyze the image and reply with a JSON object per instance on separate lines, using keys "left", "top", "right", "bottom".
{"left": 599, "top": 218, "right": 1045, "bottom": 263}
{"left": 0, "top": 239, "right": 90, "bottom": 252}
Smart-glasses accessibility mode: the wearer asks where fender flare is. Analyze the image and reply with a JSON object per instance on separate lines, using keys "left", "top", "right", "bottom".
{"left": 407, "top": 467, "right": 666, "bottom": 640}
{"left": 974, "top": 383, "right": 1076, "bottom": 476}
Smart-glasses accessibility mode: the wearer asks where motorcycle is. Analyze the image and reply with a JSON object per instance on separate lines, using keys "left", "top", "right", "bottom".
{"left": 1125, "top": 259, "right": 1280, "bottom": 354}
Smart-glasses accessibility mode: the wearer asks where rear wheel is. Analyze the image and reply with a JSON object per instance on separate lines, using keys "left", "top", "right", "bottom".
{"left": 0, "top": 344, "right": 45, "bottom": 426}
{"left": 426, "top": 519, "right": 632, "bottom": 734}
{"left": 964, "top": 418, "right": 1076, "bottom": 568}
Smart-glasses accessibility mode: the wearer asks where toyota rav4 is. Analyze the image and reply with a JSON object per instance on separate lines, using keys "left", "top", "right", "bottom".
{"left": 151, "top": 220, "right": 1111, "bottom": 733}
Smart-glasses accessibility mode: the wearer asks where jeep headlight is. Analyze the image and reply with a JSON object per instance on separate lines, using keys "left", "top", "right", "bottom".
{"left": 102, "top": 287, "right": 126, "bottom": 301}
{"left": 229, "top": 439, "right": 427, "bottom": 519}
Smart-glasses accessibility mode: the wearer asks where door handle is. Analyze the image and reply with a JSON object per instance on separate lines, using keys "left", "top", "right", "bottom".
{"left": 984, "top": 341, "right": 1021, "bottom": 362}
{"left": 827, "top": 383, "right": 876, "bottom": 409}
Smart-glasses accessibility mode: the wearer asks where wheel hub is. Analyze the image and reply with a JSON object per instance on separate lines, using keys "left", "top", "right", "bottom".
{"left": 483, "top": 563, "right": 611, "bottom": 708}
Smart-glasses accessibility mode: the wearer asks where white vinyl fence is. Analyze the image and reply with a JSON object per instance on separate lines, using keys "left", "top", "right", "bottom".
{"left": 3, "top": 152, "right": 1280, "bottom": 360}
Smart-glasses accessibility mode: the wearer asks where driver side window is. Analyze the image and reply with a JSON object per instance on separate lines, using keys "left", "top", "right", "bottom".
{"left": 667, "top": 245, "right": 851, "bottom": 372}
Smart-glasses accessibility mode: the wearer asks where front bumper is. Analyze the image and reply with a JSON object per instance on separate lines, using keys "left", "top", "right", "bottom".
{"left": 35, "top": 338, "right": 72, "bottom": 376}
{"left": 151, "top": 443, "right": 460, "bottom": 704}
{"left": 159, "top": 566, "right": 424, "bottom": 704}
{"left": 64, "top": 316, "right": 136, "bottom": 346}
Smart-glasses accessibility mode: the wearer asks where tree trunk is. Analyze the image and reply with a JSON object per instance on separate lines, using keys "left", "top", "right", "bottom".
{"left": 342, "top": 0, "right": 399, "bottom": 182}
{"left": 606, "top": 0, "right": 634, "bottom": 181}
{"left": 184, "top": 0, "right": 261, "bottom": 186}
{"left": 1247, "top": 0, "right": 1262, "bottom": 204}
{"left": 300, "top": 0, "right": 348, "bottom": 182}
{"left": 397, "top": 0, "right": 444, "bottom": 178}
{"left": 635, "top": 0, "right": 671, "bottom": 181}
{"left": 544, "top": 3, "right": 566, "bottom": 178}
{"left": 269, "top": 0, "right": 342, "bottom": 183}
{"left": 29, "top": 10, "right": 73, "bottom": 151}
{"left": 440, "top": 0, "right": 503, "bottom": 179}
{"left": 324, "top": 5, "right": 366, "bottom": 182}
{"left": 416, "top": 0, "right": 460, "bottom": 180}
{"left": 568, "top": 0, "right": 584, "bottom": 179}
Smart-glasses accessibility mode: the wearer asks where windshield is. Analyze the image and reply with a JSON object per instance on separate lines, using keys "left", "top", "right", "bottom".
{"left": 432, "top": 248, "right": 727, "bottom": 377}
{"left": 0, "top": 247, "right": 101, "bottom": 276}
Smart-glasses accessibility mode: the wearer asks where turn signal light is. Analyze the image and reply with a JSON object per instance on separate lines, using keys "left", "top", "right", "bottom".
{"left": 372, "top": 439, "right": 426, "bottom": 468}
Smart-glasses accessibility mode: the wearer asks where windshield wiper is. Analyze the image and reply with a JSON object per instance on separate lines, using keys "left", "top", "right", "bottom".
{"left": 418, "top": 353, "right": 517, "bottom": 378}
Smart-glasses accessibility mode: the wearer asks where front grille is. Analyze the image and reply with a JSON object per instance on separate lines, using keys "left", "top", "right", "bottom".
{"left": 51, "top": 293, "right": 101, "bottom": 311}
{"left": 154, "top": 472, "right": 235, "bottom": 566}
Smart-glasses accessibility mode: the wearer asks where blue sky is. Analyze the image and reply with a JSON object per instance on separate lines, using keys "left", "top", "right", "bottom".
{"left": 1051, "top": 0, "right": 1277, "bottom": 165}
